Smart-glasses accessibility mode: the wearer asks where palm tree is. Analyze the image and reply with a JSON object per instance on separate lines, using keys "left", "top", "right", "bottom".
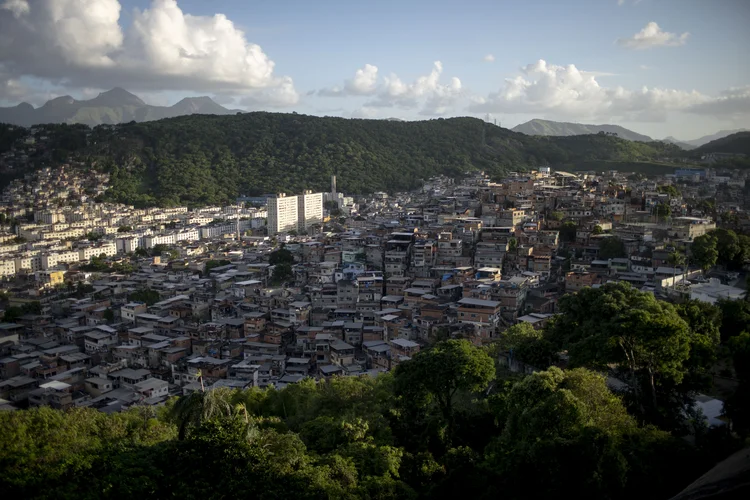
{"left": 668, "top": 251, "right": 686, "bottom": 290}
{"left": 195, "top": 369, "right": 205, "bottom": 392}
{"left": 167, "top": 386, "right": 236, "bottom": 440}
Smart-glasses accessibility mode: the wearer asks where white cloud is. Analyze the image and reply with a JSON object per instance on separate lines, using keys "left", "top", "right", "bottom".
{"left": 639, "top": 65, "right": 650, "bottom": 70}
{"left": 318, "top": 64, "right": 379, "bottom": 97}
{"left": 371, "top": 61, "right": 463, "bottom": 115}
{"left": 685, "top": 86, "right": 750, "bottom": 118}
{"left": 483, "top": 54, "right": 495, "bottom": 62}
{"left": 469, "top": 59, "right": 711, "bottom": 122}
{"left": 0, "top": 73, "right": 28, "bottom": 101}
{"left": 1, "top": 0, "right": 29, "bottom": 18}
{"left": 351, "top": 106, "right": 378, "bottom": 119}
{"left": 617, "top": 22, "right": 689, "bottom": 49}
{"left": 0, "top": 0, "right": 298, "bottom": 106}
{"left": 239, "top": 76, "right": 300, "bottom": 109}
{"left": 317, "top": 61, "right": 463, "bottom": 116}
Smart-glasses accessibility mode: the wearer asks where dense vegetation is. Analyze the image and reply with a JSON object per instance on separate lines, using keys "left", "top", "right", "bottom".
{"left": 74, "top": 113, "right": 680, "bottom": 207}
{"left": 2, "top": 283, "right": 747, "bottom": 500}
{"left": 693, "top": 132, "right": 750, "bottom": 156}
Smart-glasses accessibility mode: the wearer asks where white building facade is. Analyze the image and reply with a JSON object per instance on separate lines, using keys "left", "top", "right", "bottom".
{"left": 267, "top": 194, "right": 299, "bottom": 235}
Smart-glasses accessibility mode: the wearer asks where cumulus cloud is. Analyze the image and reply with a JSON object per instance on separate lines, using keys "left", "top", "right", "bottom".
{"left": 685, "top": 86, "right": 750, "bottom": 118}
{"left": 239, "top": 77, "right": 300, "bottom": 109}
{"left": 370, "top": 61, "right": 463, "bottom": 115}
{"left": 469, "top": 59, "right": 711, "bottom": 122}
{"left": 319, "top": 64, "right": 379, "bottom": 97}
{"left": 1, "top": 0, "right": 30, "bottom": 18}
{"left": 0, "top": 0, "right": 298, "bottom": 106}
{"left": 484, "top": 54, "right": 495, "bottom": 62}
{"left": 617, "top": 22, "right": 689, "bottom": 49}
{"left": 317, "top": 61, "right": 463, "bottom": 116}
{"left": 351, "top": 106, "right": 378, "bottom": 119}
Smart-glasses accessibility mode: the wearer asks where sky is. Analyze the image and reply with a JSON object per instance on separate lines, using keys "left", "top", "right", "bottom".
{"left": 0, "top": 0, "right": 748, "bottom": 140}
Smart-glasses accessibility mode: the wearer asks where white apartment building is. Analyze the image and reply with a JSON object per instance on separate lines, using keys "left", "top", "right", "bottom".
{"left": 267, "top": 194, "right": 299, "bottom": 235}
{"left": 79, "top": 242, "right": 117, "bottom": 261}
{"left": 178, "top": 229, "right": 200, "bottom": 242}
{"left": 0, "top": 259, "right": 16, "bottom": 277}
{"left": 298, "top": 191, "right": 323, "bottom": 230}
{"left": 34, "top": 210, "right": 65, "bottom": 224}
{"left": 15, "top": 255, "right": 42, "bottom": 273}
{"left": 143, "top": 233, "right": 176, "bottom": 248}
{"left": 41, "top": 250, "right": 80, "bottom": 270}
{"left": 116, "top": 237, "right": 139, "bottom": 254}
{"left": 200, "top": 223, "right": 237, "bottom": 239}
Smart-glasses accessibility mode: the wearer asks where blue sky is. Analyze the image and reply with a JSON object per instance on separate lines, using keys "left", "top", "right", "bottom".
{"left": 0, "top": 0, "right": 748, "bottom": 139}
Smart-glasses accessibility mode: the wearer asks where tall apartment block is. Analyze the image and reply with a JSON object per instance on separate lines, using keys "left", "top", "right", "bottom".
{"left": 297, "top": 190, "right": 323, "bottom": 230}
{"left": 267, "top": 191, "right": 323, "bottom": 235}
{"left": 267, "top": 193, "right": 299, "bottom": 235}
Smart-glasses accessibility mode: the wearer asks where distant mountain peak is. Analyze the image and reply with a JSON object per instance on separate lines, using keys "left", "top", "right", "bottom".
{"left": 42, "top": 95, "right": 76, "bottom": 107}
{"left": 170, "top": 96, "right": 227, "bottom": 114}
{"left": 89, "top": 87, "right": 145, "bottom": 107}
{"left": 511, "top": 118, "right": 653, "bottom": 142}
{"left": 0, "top": 89, "right": 235, "bottom": 126}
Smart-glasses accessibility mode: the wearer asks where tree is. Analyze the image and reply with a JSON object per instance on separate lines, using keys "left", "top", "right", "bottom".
{"left": 497, "top": 322, "right": 557, "bottom": 369}
{"left": 548, "top": 211, "right": 564, "bottom": 221}
{"left": 394, "top": 339, "right": 495, "bottom": 441}
{"left": 507, "top": 238, "right": 517, "bottom": 253}
{"left": 725, "top": 332, "right": 750, "bottom": 437}
{"left": 488, "top": 367, "right": 638, "bottom": 499}
{"left": 117, "top": 225, "right": 133, "bottom": 233}
{"left": 711, "top": 228, "right": 740, "bottom": 266}
{"left": 657, "top": 185, "right": 680, "bottom": 198}
{"left": 674, "top": 300, "right": 721, "bottom": 391}
{"left": 717, "top": 299, "right": 750, "bottom": 342}
{"left": 598, "top": 237, "right": 627, "bottom": 259}
{"left": 654, "top": 203, "right": 671, "bottom": 219}
{"left": 690, "top": 233, "right": 718, "bottom": 273}
{"left": 151, "top": 244, "right": 170, "bottom": 257}
{"left": 731, "top": 234, "right": 750, "bottom": 270}
{"left": 546, "top": 282, "right": 693, "bottom": 423}
{"left": 166, "top": 387, "right": 237, "bottom": 440}
{"left": 269, "top": 244, "right": 294, "bottom": 266}
{"left": 128, "top": 288, "right": 161, "bottom": 306}
{"left": 667, "top": 251, "right": 685, "bottom": 289}
{"left": 592, "top": 225, "right": 603, "bottom": 235}
{"left": 271, "top": 262, "right": 293, "bottom": 285}
{"left": 103, "top": 309, "right": 115, "bottom": 323}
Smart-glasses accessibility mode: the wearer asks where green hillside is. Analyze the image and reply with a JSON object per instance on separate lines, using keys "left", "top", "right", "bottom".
{"left": 81, "top": 113, "right": 680, "bottom": 207}
{"left": 693, "top": 131, "right": 750, "bottom": 156}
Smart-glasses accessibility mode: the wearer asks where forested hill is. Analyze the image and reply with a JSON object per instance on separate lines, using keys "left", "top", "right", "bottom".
{"left": 693, "top": 131, "right": 750, "bottom": 156}
{"left": 41, "top": 113, "right": 679, "bottom": 207}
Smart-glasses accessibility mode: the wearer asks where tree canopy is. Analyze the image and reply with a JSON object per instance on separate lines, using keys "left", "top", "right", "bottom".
{"left": 0, "top": 339, "right": 736, "bottom": 500}
{"left": 15, "top": 113, "right": 681, "bottom": 207}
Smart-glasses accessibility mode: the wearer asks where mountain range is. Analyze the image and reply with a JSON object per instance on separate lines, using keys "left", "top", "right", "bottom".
{"left": 511, "top": 118, "right": 746, "bottom": 149}
{"left": 0, "top": 88, "right": 238, "bottom": 127}
{"left": 511, "top": 119, "right": 653, "bottom": 142}
{"left": 0, "top": 89, "right": 746, "bottom": 148}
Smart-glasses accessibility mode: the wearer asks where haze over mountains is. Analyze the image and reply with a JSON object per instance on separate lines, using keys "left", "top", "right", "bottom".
{"left": 0, "top": 88, "right": 238, "bottom": 127}
{"left": 511, "top": 119, "right": 653, "bottom": 142}
{"left": 0, "top": 89, "right": 746, "bottom": 149}
{"left": 511, "top": 118, "right": 747, "bottom": 149}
